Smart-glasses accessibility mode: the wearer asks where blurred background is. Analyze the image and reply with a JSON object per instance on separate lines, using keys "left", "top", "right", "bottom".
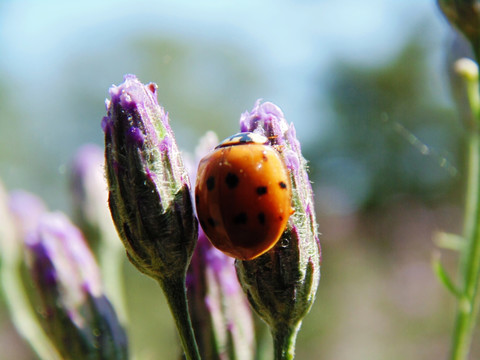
{"left": 0, "top": 0, "right": 475, "bottom": 359}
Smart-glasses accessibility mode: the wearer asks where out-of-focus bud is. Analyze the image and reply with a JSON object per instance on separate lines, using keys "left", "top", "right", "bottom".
{"left": 455, "top": 57, "right": 480, "bottom": 81}
{"left": 70, "top": 144, "right": 118, "bottom": 250}
{"left": 9, "top": 190, "right": 48, "bottom": 238}
{"left": 235, "top": 100, "right": 321, "bottom": 359}
{"left": 452, "top": 58, "right": 480, "bottom": 129}
{"left": 25, "top": 212, "right": 128, "bottom": 360}
{"left": 1, "top": 188, "right": 61, "bottom": 360}
{"left": 70, "top": 144, "right": 129, "bottom": 325}
{"left": 186, "top": 132, "right": 255, "bottom": 360}
{"left": 102, "top": 75, "right": 200, "bottom": 359}
{"left": 438, "top": 0, "right": 480, "bottom": 59}
{"left": 187, "top": 231, "right": 256, "bottom": 360}
{"left": 446, "top": 33, "right": 478, "bottom": 129}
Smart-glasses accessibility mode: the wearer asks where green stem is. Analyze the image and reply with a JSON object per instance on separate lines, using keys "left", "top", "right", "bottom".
{"left": 0, "top": 255, "right": 61, "bottom": 360}
{"left": 272, "top": 322, "right": 301, "bottom": 360}
{"left": 450, "top": 131, "right": 480, "bottom": 360}
{"left": 158, "top": 276, "right": 201, "bottom": 360}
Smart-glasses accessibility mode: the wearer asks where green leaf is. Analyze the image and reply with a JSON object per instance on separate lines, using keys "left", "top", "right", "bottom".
{"left": 432, "top": 252, "right": 461, "bottom": 298}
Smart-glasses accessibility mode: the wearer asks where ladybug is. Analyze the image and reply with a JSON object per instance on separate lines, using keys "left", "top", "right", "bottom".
{"left": 195, "top": 132, "right": 292, "bottom": 260}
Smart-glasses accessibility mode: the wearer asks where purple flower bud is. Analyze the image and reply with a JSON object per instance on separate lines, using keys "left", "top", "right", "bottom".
{"left": 1, "top": 187, "right": 63, "bottom": 360}
{"left": 70, "top": 144, "right": 117, "bottom": 249}
{"left": 235, "top": 100, "right": 321, "bottom": 359}
{"left": 186, "top": 132, "right": 255, "bottom": 360}
{"left": 70, "top": 144, "right": 129, "bottom": 325}
{"left": 1, "top": 189, "right": 47, "bottom": 264}
{"left": 187, "top": 230, "right": 256, "bottom": 360}
{"left": 25, "top": 212, "right": 128, "bottom": 360}
{"left": 103, "top": 74, "right": 197, "bottom": 280}
{"left": 8, "top": 190, "right": 47, "bottom": 238}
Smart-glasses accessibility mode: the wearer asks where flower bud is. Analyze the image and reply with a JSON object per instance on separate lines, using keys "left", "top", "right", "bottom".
{"left": 9, "top": 190, "right": 48, "bottom": 238}
{"left": 25, "top": 212, "right": 128, "bottom": 360}
{"left": 102, "top": 74, "right": 197, "bottom": 281}
{"left": 2, "top": 189, "right": 47, "bottom": 260}
{"left": 235, "top": 100, "right": 321, "bottom": 359}
{"left": 70, "top": 143, "right": 129, "bottom": 325}
{"left": 70, "top": 144, "right": 118, "bottom": 250}
{"left": 186, "top": 132, "right": 255, "bottom": 360}
{"left": 455, "top": 57, "right": 480, "bottom": 81}
{"left": 1, "top": 188, "right": 62, "bottom": 360}
{"left": 187, "top": 231, "right": 256, "bottom": 360}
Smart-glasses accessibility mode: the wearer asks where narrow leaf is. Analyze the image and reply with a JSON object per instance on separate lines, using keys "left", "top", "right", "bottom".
{"left": 432, "top": 251, "right": 461, "bottom": 298}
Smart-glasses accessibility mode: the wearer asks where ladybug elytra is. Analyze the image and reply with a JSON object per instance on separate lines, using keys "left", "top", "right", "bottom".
{"left": 195, "top": 132, "right": 292, "bottom": 260}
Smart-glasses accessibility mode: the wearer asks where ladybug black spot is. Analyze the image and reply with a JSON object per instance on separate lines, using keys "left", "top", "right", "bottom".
{"left": 258, "top": 212, "right": 266, "bottom": 225}
{"left": 233, "top": 212, "right": 248, "bottom": 225}
{"left": 195, "top": 194, "right": 200, "bottom": 205}
{"left": 256, "top": 186, "right": 267, "bottom": 195}
{"left": 199, "top": 219, "right": 207, "bottom": 230}
{"left": 225, "top": 172, "right": 239, "bottom": 189}
{"left": 279, "top": 181, "right": 287, "bottom": 189}
{"left": 207, "top": 217, "right": 217, "bottom": 227}
{"left": 207, "top": 176, "right": 215, "bottom": 191}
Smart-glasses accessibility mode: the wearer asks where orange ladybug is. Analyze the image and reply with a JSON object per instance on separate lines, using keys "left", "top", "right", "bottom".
{"left": 195, "top": 132, "right": 292, "bottom": 260}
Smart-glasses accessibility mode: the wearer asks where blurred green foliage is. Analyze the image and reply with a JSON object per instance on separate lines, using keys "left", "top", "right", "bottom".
{"left": 311, "top": 36, "right": 464, "bottom": 213}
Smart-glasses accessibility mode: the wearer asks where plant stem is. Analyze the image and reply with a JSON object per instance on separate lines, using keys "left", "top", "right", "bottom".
{"left": 158, "top": 276, "right": 201, "bottom": 360}
{"left": 272, "top": 322, "right": 301, "bottom": 360}
{"left": 450, "top": 129, "right": 480, "bottom": 360}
